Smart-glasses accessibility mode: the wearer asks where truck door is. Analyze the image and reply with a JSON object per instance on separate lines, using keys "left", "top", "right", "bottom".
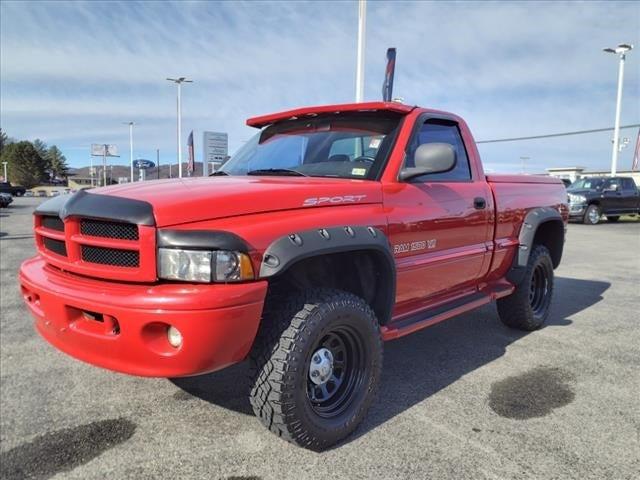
{"left": 385, "top": 116, "right": 493, "bottom": 316}
{"left": 601, "top": 178, "right": 625, "bottom": 214}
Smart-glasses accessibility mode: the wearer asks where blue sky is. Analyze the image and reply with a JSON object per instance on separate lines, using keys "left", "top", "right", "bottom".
{"left": 1, "top": 0, "right": 639, "bottom": 173}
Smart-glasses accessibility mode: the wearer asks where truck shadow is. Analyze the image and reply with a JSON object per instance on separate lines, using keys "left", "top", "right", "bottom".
{"left": 170, "top": 276, "right": 609, "bottom": 447}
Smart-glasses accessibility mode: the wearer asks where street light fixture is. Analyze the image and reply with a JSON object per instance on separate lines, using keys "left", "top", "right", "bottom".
{"left": 603, "top": 43, "right": 633, "bottom": 176}
{"left": 166, "top": 77, "right": 193, "bottom": 178}
{"left": 123, "top": 121, "right": 136, "bottom": 183}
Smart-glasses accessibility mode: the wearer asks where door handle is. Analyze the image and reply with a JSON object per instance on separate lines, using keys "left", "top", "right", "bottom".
{"left": 474, "top": 197, "right": 486, "bottom": 209}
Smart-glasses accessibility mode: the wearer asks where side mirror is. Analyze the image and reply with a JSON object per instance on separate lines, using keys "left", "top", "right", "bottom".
{"left": 399, "top": 143, "right": 456, "bottom": 182}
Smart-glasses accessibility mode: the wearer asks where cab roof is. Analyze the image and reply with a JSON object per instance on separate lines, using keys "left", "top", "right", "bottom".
{"left": 246, "top": 101, "right": 417, "bottom": 128}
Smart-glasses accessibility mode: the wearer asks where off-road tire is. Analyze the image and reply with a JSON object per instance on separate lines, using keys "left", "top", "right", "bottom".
{"left": 607, "top": 216, "right": 620, "bottom": 222}
{"left": 583, "top": 204, "right": 601, "bottom": 225}
{"left": 249, "top": 288, "right": 383, "bottom": 450}
{"left": 497, "top": 245, "right": 554, "bottom": 331}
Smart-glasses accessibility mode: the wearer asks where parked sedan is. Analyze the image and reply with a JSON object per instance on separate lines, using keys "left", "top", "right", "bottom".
{"left": 567, "top": 176, "right": 640, "bottom": 224}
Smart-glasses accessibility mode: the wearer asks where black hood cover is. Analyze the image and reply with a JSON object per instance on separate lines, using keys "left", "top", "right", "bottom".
{"left": 34, "top": 190, "right": 155, "bottom": 225}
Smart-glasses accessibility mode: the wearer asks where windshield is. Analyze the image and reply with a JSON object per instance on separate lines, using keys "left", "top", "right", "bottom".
{"left": 570, "top": 178, "right": 605, "bottom": 190}
{"left": 220, "top": 113, "right": 402, "bottom": 180}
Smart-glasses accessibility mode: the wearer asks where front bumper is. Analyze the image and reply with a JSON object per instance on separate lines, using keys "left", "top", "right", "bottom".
{"left": 19, "top": 256, "right": 268, "bottom": 377}
{"left": 568, "top": 203, "right": 587, "bottom": 218}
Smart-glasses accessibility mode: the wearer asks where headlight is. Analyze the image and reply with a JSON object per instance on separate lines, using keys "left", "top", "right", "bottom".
{"left": 213, "top": 250, "right": 254, "bottom": 282}
{"left": 158, "top": 248, "right": 253, "bottom": 283}
{"left": 568, "top": 194, "right": 586, "bottom": 204}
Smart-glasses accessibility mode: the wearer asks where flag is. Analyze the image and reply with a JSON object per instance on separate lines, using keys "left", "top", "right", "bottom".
{"left": 187, "top": 131, "right": 195, "bottom": 175}
{"left": 382, "top": 48, "right": 396, "bottom": 102}
{"left": 632, "top": 129, "right": 640, "bottom": 171}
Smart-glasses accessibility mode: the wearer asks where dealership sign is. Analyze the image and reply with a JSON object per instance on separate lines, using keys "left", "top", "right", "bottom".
{"left": 133, "top": 159, "right": 155, "bottom": 169}
{"left": 203, "top": 131, "right": 228, "bottom": 165}
{"left": 91, "top": 144, "right": 118, "bottom": 157}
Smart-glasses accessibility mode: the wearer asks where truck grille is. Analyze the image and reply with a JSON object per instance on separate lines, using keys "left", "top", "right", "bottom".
{"left": 43, "top": 237, "right": 67, "bottom": 257}
{"left": 34, "top": 214, "right": 155, "bottom": 281}
{"left": 80, "top": 219, "right": 139, "bottom": 240}
{"left": 81, "top": 245, "right": 140, "bottom": 267}
{"left": 41, "top": 216, "right": 64, "bottom": 231}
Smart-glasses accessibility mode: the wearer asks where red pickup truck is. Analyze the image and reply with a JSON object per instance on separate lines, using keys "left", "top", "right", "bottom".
{"left": 20, "top": 102, "right": 568, "bottom": 450}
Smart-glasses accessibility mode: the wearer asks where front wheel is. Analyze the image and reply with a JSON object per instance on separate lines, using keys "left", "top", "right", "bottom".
{"left": 498, "top": 245, "right": 554, "bottom": 331}
{"left": 583, "top": 204, "right": 601, "bottom": 225}
{"left": 249, "top": 288, "right": 382, "bottom": 450}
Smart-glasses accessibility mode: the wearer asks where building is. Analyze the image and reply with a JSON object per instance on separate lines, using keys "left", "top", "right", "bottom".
{"left": 546, "top": 167, "right": 640, "bottom": 186}
{"left": 67, "top": 177, "right": 94, "bottom": 190}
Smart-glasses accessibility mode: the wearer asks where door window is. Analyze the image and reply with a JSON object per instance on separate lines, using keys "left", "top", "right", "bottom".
{"left": 622, "top": 178, "right": 637, "bottom": 191}
{"left": 405, "top": 119, "right": 472, "bottom": 181}
{"left": 602, "top": 178, "right": 622, "bottom": 191}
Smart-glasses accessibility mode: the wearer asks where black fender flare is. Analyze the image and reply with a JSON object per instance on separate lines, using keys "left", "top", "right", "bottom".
{"left": 507, "top": 207, "right": 564, "bottom": 285}
{"left": 259, "top": 226, "right": 396, "bottom": 324}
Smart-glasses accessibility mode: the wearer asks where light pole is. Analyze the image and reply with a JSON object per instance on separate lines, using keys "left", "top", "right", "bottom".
{"left": 520, "top": 156, "right": 530, "bottom": 174}
{"left": 1, "top": 161, "right": 7, "bottom": 181}
{"left": 355, "top": 0, "right": 367, "bottom": 102}
{"left": 166, "top": 77, "right": 193, "bottom": 178}
{"left": 603, "top": 43, "right": 633, "bottom": 176}
{"left": 123, "top": 121, "right": 135, "bottom": 183}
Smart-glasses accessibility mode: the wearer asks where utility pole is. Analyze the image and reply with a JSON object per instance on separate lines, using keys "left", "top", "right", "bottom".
{"left": 166, "top": 77, "right": 193, "bottom": 178}
{"left": 603, "top": 43, "right": 633, "bottom": 176}
{"left": 157, "top": 149, "right": 160, "bottom": 179}
{"left": 520, "top": 156, "right": 530, "bottom": 174}
{"left": 1, "top": 161, "right": 7, "bottom": 181}
{"left": 123, "top": 122, "right": 135, "bottom": 182}
{"left": 355, "top": 0, "right": 367, "bottom": 102}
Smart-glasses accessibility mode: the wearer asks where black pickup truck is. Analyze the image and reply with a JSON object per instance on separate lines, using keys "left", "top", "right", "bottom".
{"left": 0, "top": 181, "right": 27, "bottom": 197}
{"left": 567, "top": 176, "right": 640, "bottom": 224}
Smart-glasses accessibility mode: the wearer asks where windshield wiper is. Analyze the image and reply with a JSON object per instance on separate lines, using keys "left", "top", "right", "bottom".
{"left": 246, "top": 168, "right": 308, "bottom": 177}
{"left": 209, "top": 170, "right": 229, "bottom": 176}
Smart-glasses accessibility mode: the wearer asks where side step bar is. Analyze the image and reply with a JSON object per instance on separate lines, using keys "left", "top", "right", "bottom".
{"left": 380, "top": 284, "right": 513, "bottom": 341}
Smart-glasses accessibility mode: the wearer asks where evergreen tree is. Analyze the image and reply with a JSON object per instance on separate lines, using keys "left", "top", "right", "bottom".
{"left": 0, "top": 141, "right": 47, "bottom": 188}
{"left": 32, "top": 139, "right": 49, "bottom": 177}
{"left": 32, "top": 138, "right": 48, "bottom": 160}
{"left": 47, "top": 145, "right": 69, "bottom": 179}
{"left": 0, "top": 129, "right": 14, "bottom": 155}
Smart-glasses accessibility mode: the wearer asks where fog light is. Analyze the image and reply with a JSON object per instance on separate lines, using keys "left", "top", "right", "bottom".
{"left": 167, "top": 326, "right": 183, "bottom": 348}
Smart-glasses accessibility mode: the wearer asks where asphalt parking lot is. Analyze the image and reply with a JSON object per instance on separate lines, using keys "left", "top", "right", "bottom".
{"left": 1, "top": 197, "right": 639, "bottom": 480}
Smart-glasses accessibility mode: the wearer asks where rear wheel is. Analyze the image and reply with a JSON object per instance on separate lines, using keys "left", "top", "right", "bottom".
{"left": 607, "top": 216, "right": 620, "bottom": 222}
{"left": 498, "top": 245, "right": 554, "bottom": 331}
{"left": 583, "top": 204, "right": 601, "bottom": 225}
{"left": 249, "top": 288, "right": 382, "bottom": 450}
